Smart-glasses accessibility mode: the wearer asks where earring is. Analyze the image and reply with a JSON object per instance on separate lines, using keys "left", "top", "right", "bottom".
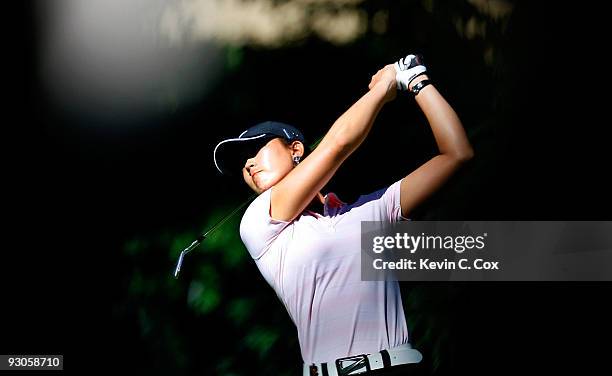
{"left": 293, "top": 155, "right": 301, "bottom": 165}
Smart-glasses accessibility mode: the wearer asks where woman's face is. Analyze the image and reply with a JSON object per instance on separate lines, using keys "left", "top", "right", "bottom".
{"left": 242, "top": 138, "right": 296, "bottom": 194}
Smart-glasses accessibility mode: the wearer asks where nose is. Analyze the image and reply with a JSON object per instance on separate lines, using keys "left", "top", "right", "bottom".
{"left": 245, "top": 160, "right": 256, "bottom": 176}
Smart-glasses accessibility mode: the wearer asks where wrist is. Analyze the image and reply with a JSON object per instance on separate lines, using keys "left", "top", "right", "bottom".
{"left": 384, "top": 78, "right": 398, "bottom": 103}
{"left": 372, "top": 79, "right": 394, "bottom": 100}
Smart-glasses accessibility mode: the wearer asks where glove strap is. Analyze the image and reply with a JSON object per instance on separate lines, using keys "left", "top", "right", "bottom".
{"left": 411, "top": 79, "right": 432, "bottom": 97}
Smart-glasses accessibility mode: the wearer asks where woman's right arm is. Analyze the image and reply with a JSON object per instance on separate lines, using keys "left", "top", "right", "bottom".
{"left": 270, "top": 73, "right": 396, "bottom": 222}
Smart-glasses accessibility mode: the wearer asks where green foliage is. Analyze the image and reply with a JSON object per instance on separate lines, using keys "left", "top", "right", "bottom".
{"left": 226, "top": 46, "right": 244, "bottom": 72}
{"left": 244, "top": 326, "right": 281, "bottom": 360}
{"left": 187, "top": 280, "right": 221, "bottom": 315}
{"left": 227, "top": 298, "right": 256, "bottom": 327}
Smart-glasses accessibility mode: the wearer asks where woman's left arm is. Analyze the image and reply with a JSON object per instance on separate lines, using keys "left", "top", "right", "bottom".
{"left": 398, "top": 74, "right": 474, "bottom": 218}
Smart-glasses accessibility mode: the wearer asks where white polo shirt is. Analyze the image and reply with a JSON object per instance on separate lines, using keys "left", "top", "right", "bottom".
{"left": 239, "top": 178, "right": 411, "bottom": 364}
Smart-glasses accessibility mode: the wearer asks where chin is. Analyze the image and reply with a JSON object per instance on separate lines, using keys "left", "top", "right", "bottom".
{"left": 256, "top": 182, "right": 272, "bottom": 192}
{"left": 252, "top": 172, "right": 285, "bottom": 193}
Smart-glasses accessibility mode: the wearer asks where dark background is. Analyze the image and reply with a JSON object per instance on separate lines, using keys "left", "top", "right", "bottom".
{"left": 6, "top": 1, "right": 612, "bottom": 375}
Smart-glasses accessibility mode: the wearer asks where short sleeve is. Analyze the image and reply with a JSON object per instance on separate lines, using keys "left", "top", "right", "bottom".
{"left": 239, "top": 188, "right": 292, "bottom": 260}
{"left": 343, "top": 178, "right": 411, "bottom": 223}
{"left": 387, "top": 178, "right": 412, "bottom": 222}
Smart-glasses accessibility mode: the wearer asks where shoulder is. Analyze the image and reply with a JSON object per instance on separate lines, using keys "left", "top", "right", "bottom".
{"left": 349, "top": 179, "right": 402, "bottom": 208}
{"left": 339, "top": 179, "right": 410, "bottom": 221}
{"left": 240, "top": 188, "right": 293, "bottom": 260}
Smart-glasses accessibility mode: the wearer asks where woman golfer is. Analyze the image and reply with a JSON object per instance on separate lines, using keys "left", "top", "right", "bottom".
{"left": 213, "top": 54, "right": 473, "bottom": 375}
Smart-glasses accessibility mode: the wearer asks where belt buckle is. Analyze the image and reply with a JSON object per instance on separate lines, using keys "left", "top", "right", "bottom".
{"left": 335, "top": 354, "right": 371, "bottom": 375}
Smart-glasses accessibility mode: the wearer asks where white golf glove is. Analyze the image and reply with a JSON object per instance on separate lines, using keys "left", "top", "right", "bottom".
{"left": 394, "top": 54, "right": 427, "bottom": 91}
